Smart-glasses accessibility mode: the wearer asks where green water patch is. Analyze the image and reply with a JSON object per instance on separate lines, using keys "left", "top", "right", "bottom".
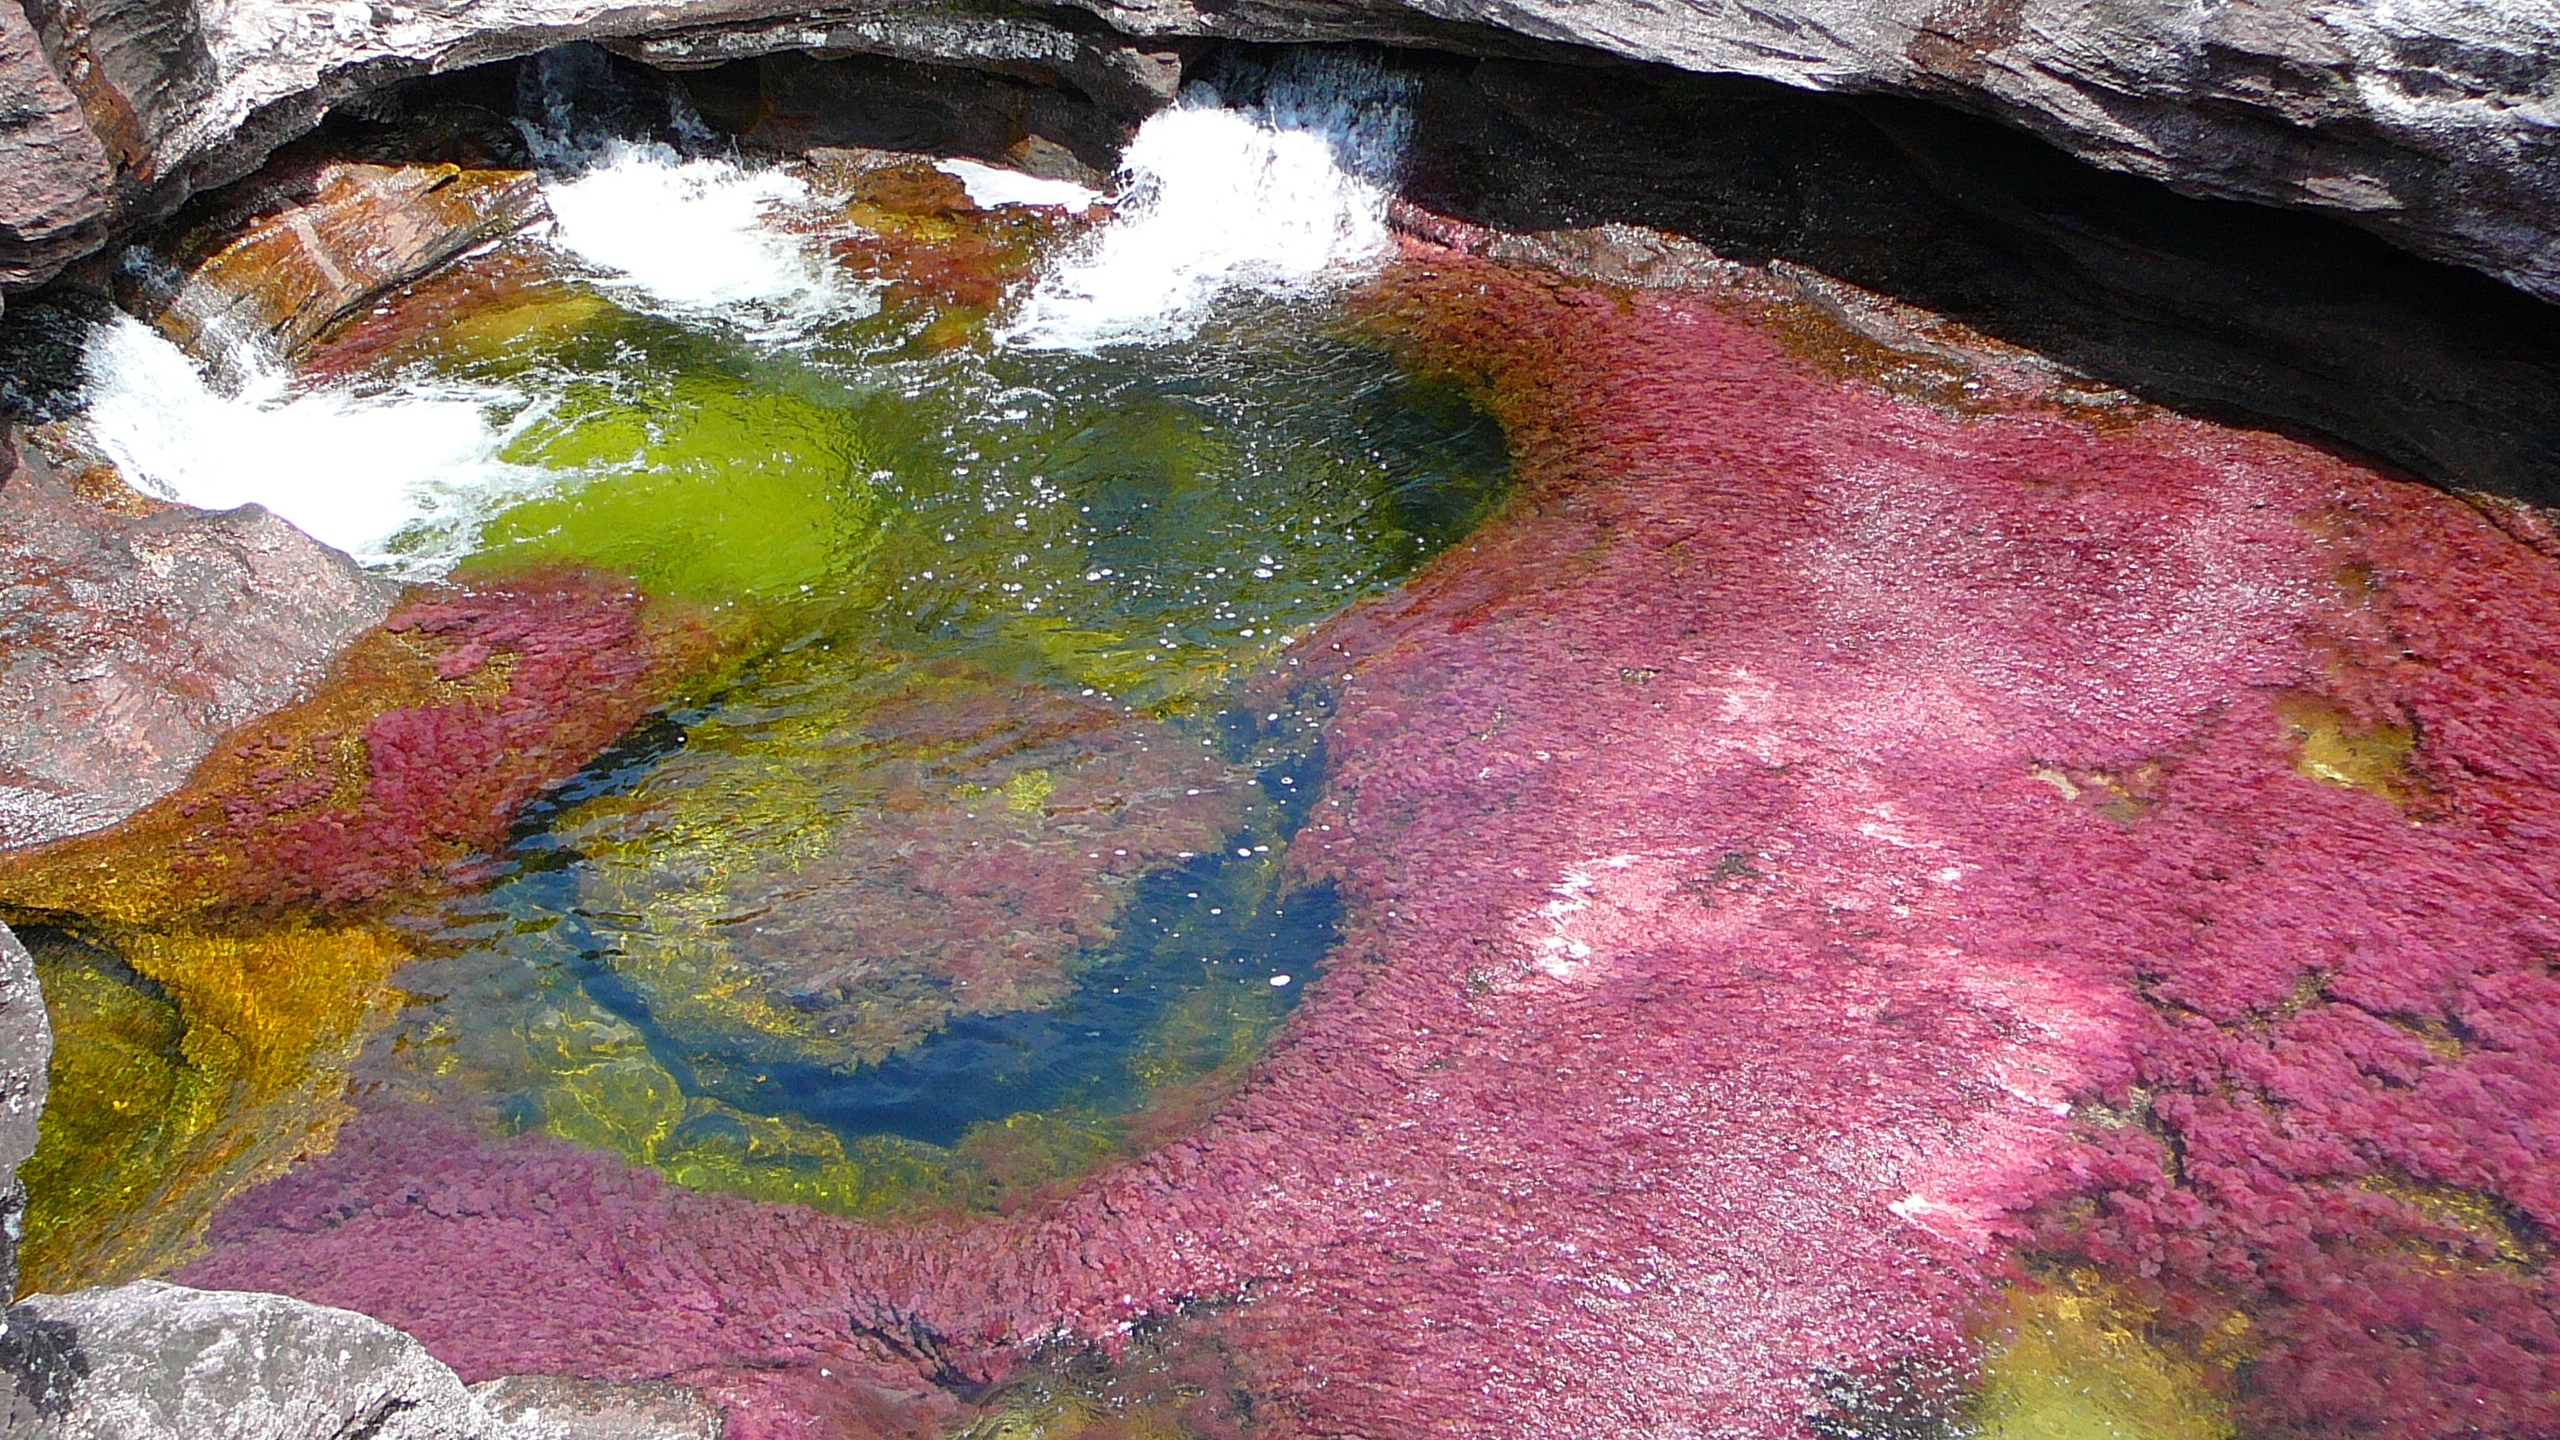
{"left": 423, "top": 284, "right": 1509, "bottom": 702}
{"left": 334, "top": 268, "right": 1508, "bottom": 1213}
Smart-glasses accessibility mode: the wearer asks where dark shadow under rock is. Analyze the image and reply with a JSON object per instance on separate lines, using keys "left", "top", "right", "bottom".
{"left": 1397, "top": 51, "right": 2560, "bottom": 507}
{"left": 681, "top": 52, "right": 1131, "bottom": 184}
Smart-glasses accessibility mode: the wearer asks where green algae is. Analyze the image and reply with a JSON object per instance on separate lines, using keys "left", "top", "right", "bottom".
{"left": 469, "top": 372, "right": 885, "bottom": 606}
{"left": 404, "top": 269, "right": 1507, "bottom": 706}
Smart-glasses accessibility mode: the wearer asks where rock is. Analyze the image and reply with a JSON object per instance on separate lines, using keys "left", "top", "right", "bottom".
{"left": 0, "top": 1280, "right": 527, "bottom": 1438}
{"left": 609, "top": 1, "right": 1181, "bottom": 121}
{"left": 0, "top": 0, "right": 112, "bottom": 295}
{"left": 4, "top": 0, "right": 2560, "bottom": 311}
{"left": 0, "top": 921, "right": 47, "bottom": 1300}
{"left": 0, "top": 0, "right": 1173, "bottom": 294}
{"left": 704, "top": 49, "right": 1141, "bottom": 181}
{"left": 131, "top": 157, "right": 542, "bottom": 360}
{"left": 0, "top": 437, "right": 396, "bottom": 851}
{"left": 1399, "top": 54, "right": 2560, "bottom": 506}
{"left": 471, "top": 1375, "right": 726, "bottom": 1439}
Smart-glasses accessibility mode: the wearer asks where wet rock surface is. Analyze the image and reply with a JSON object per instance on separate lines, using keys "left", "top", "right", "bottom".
{"left": 0, "top": 437, "right": 395, "bottom": 851}
{"left": 1, "top": 0, "right": 2557, "bottom": 320}
{"left": 130, "top": 157, "right": 543, "bottom": 360}
{"left": 0, "top": 921, "right": 46, "bottom": 1299}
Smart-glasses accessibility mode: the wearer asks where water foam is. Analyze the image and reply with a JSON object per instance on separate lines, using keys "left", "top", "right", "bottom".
{"left": 1002, "top": 59, "right": 1411, "bottom": 350}
{"left": 82, "top": 315, "right": 536, "bottom": 572}
{"left": 933, "top": 159, "right": 1103, "bottom": 211}
{"left": 540, "top": 142, "right": 872, "bottom": 337}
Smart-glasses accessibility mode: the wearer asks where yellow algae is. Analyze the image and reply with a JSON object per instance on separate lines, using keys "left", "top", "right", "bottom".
{"left": 1973, "top": 1284, "right": 2233, "bottom": 1440}
{"left": 16, "top": 922, "right": 410, "bottom": 1291}
{"left": 1002, "top": 768, "right": 1059, "bottom": 813}
{"left": 440, "top": 285, "right": 615, "bottom": 360}
{"left": 2273, "top": 693, "right": 2415, "bottom": 804}
{"left": 2362, "top": 1174, "right": 2549, "bottom": 1271}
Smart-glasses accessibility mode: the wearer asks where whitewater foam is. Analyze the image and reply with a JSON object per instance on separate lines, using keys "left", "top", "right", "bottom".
{"left": 1002, "top": 60, "right": 1412, "bottom": 350}
{"left": 540, "top": 142, "right": 873, "bottom": 337}
{"left": 82, "top": 315, "right": 538, "bottom": 572}
{"left": 934, "top": 159, "right": 1104, "bottom": 211}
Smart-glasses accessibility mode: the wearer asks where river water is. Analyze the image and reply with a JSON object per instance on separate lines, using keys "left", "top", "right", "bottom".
{"left": 26, "top": 53, "right": 1508, "bottom": 1249}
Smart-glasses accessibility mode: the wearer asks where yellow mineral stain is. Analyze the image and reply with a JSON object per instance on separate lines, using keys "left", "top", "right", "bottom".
{"left": 1002, "top": 768, "right": 1058, "bottom": 814}
{"left": 2362, "top": 1174, "right": 2548, "bottom": 1271}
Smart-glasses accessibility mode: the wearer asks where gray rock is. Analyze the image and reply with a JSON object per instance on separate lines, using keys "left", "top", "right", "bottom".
{"left": 0, "top": 1280, "right": 527, "bottom": 1438}
{"left": 472, "top": 1375, "right": 726, "bottom": 1439}
{"left": 0, "top": 922, "right": 46, "bottom": 1303}
{"left": 0, "top": 0, "right": 1176, "bottom": 293}
{"left": 3, "top": 0, "right": 2558, "bottom": 307}
{"left": 0, "top": 0, "right": 112, "bottom": 293}
{"left": 0, "top": 436, "right": 397, "bottom": 850}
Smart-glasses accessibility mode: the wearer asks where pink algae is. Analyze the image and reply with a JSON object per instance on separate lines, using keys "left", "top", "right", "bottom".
{"left": 185, "top": 255, "right": 2560, "bottom": 1439}
{"left": 186, "top": 570, "right": 705, "bottom": 914}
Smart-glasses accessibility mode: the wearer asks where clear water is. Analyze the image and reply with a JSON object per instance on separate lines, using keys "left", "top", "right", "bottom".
{"left": 43, "top": 64, "right": 1508, "bottom": 1221}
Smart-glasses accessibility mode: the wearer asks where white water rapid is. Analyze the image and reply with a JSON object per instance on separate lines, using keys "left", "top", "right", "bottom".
{"left": 540, "top": 142, "right": 873, "bottom": 337}
{"left": 934, "top": 159, "right": 1103, "bottom": 211}
{"left": 1001, "top": 60, "right": 1413, "bottom": 350}
{"left": 80, "top": 316, "right": 536, "bottom": 573}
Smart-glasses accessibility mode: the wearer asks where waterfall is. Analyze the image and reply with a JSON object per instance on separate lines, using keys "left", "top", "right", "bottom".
{"left": 515, "top": 44, "right": 870, "bottom": 338}
{"left": 539, "top": 143, "right": 872, "bottom": 338}
{"left": 80, "top": 315, "right": 533, "bottom": 572}
{"left": 1001, "top": 55, "right": 1413, "bottom": 351}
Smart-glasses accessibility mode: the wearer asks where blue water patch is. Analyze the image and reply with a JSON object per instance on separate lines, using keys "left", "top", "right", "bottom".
{"left": 462, "top": 697, "right": 1336, "bottom": 1152}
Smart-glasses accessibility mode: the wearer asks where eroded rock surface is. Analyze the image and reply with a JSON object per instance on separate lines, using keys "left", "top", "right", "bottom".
{"left": 0, "top": 921, "right": 46, "bottom": 1299}
{"left": 0, "top": 438, "right": 394, "bottom": 850}
{"left": 132, "top": 157, "right": 543, "bottom": 359}
{"left": 1, "top": 1281, "right": 527, "bottom": 1438}
{"left": 3, "top": 0, "right": 2557, "bottom": 312}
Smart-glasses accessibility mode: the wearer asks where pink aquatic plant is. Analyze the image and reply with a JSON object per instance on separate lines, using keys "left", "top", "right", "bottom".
{"left": 184, "top": 252, "right": 2560, "bottom": 1439}
{"left": 174, "top": 570, "right": 707, "bottom": 914}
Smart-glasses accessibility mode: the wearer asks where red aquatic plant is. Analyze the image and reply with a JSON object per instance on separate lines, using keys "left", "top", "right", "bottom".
{"left": 188, "top": 572, "right": 702, "bottom": 912}
{"left": 183, "top": 251, "right": 2560, "bottom": 1440}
